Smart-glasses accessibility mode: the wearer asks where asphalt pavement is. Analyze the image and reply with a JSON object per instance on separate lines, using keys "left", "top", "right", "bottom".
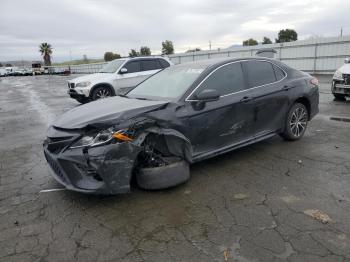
{"left": 0, "top": 74, "right": 349, "bottom": 262}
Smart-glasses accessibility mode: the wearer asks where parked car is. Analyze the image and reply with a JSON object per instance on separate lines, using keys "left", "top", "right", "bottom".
{"left": 44, "top": 57, "right": 319, "bottom": 194}
{"left": 13, "top": 68, "right": 32, "bottom": 76}
{"left": 332, "top": 58, "right": 350, "bottom": 99}
{"left": 0, "top": 68, "right": 6, "bottom": 77}
{"left": 67, "top": 56, "right": 172, "bottom": 104}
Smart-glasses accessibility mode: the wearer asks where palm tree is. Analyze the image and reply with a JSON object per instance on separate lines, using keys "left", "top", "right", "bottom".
{"left": 39, "top": 43, "right": 53, "bottom": 66}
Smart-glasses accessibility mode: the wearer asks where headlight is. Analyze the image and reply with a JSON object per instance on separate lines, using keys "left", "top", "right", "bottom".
{"left": 69, "top": 129, "right": 133, "bottom": 149}
{"left": 76, "top": 81, "right": 91, "bottom": 87}
{"left": 333, "top": 70, "right": 343, "bottom": 80}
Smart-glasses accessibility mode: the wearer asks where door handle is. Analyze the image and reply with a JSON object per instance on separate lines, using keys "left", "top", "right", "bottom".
{"left": 240, "top": 96, "right": 253, "bottom": 103}
{"left": 282, "top": 85, "right": 294, "bottom": 91}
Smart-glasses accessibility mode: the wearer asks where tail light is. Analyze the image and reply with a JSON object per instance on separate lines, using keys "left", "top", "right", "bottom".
{"left": 309, "top": 77, "right": 318, "bottom": 87}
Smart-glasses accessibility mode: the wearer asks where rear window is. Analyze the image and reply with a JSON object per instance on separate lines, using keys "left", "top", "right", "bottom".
{"left": 159, "top": 59, "right": 170, "bottom": 68}
{"left": 273, "top": 64, "right": 286, "bottom": 81}
{"left": 243, "top": 60, "right": 277, "bottom": 88}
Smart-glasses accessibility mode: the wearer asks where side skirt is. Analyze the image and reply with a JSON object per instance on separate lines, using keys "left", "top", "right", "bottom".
{"left": 192, "top": 131, "right": 277, "bottom": 163}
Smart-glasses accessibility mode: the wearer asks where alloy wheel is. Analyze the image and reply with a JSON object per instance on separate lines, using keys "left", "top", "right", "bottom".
{"left": 96, "top": 89, "right": 111, "bottom": 99}
{"left": 289, "top": 106, "right": 307, "bottom": 137}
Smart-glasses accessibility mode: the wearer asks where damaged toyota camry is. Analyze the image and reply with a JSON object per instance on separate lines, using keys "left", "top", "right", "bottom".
{"left": 43, "top": 57, "right": 319, "bottom": 194}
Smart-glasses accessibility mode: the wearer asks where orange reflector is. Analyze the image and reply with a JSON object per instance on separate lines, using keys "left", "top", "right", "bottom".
{"left": 113, "top": 132, "right": 133, "bottom": 141}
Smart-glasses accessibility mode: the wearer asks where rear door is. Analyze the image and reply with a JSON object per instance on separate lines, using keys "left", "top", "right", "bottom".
{"left": 242, "top": 60, "right": 289, "bottom": 137}
{"left": 185, "top": 62, "right": 256, "bottom": 156}
{"left": 139, "top": 59, "right": 163, "bottom": 81}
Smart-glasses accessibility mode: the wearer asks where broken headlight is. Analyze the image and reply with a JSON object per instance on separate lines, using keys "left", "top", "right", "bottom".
{"left": 69, "top": 128, "right": 133, "bottom": 149}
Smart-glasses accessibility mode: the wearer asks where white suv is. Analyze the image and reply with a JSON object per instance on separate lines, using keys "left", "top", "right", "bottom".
{"left": 332, "top": 58, "right": 350, "bottom": 99}
{"left": 67, "top": 56, "right": 172, "bottom": 103}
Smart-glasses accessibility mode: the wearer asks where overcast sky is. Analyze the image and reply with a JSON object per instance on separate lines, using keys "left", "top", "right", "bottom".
{"left": 1, "top": 0, "right": 349, "bottom": 62}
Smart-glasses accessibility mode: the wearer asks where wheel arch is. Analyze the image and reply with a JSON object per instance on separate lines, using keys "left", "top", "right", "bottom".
{"left": 89, "top": 83, "right": 116, "bottom": 98}
{"left": 293, "top": 96, "right": 311, "bottom": 120}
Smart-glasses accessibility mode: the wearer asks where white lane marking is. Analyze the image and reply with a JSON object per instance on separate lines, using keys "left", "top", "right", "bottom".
{"left": 39, "top": 188, "right": 66, "bottom": 193}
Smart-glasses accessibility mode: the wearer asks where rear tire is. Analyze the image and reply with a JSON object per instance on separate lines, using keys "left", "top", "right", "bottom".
{"left": 91, "top": 86, "right": 114, "bottom": 101}
{"left": 333, "top": 93, "right": 346, "bottom": 100}
{"left": 281, "top": 103, "right": 308, "bottom": 141}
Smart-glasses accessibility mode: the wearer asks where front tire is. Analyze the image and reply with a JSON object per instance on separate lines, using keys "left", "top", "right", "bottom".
{"left": 136, "top": 160, "right": 190, "bottom": 190}
{"left": 91, "top": 86, "right": 113, "bottom": 101}
{"left": 281, "top": 103, "right": 308, "bottom": 141}
{"left": 76, "top": 97, "right": 89, "bottom": 104}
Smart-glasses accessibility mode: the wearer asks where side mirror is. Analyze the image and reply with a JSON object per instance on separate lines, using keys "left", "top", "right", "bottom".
{"left": 344, "top": 58, "right": 350, "bottom": 64}
{"left": 119, "top": 68, "right": 128, "bottom": 74}
{"left": 196, "top": 89, "right": 220, "bottom": 102}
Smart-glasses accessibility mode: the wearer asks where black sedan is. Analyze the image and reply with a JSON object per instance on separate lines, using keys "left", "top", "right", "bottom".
{"left": 43, "top": 57, "right": 319, "bottom": 194}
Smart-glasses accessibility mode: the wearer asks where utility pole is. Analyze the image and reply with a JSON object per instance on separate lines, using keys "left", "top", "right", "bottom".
{"left": 340, "top": 26, "right": 343, "bottom": 37}
{"left": 209, "top": 40, "right": 212, "bottom": 51}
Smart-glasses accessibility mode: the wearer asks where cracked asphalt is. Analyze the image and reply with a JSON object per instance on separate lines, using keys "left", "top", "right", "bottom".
{"left": 0, "top": 74, "right": 349, "bottom": 262}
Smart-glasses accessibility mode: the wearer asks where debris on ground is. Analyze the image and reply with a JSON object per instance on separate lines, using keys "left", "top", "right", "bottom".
{"left": 223, "top": 249, "right": 229, "bottom": 261}
{"left": 304, "top": 209, "right": 332, "bottom": 224}
{"left": 233, "top": 193, "right": 249, "bottom": 200}
{"left": 298, "top": 160, "right": 302, "bottom": 164}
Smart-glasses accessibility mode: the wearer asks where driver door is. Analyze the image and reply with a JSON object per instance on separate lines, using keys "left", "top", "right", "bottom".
{"left": 185, "top": 62, "right": 256, "bottom": 157}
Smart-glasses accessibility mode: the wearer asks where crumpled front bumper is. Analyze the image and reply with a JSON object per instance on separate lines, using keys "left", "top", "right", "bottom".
{"left": 43, "top": 135, "right": 141, "bottom": 194}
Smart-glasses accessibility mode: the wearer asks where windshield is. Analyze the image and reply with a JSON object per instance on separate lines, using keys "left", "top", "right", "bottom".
{"left": 127, "top": 64, "right": 204, "bottom": 100}
{"left": 99, "top": 59, "right": 125, "bottom": 73}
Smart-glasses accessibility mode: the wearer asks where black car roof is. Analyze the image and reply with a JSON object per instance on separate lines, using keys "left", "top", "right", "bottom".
{"left": 172, "top": 57, "right": 286, "bottom": 71}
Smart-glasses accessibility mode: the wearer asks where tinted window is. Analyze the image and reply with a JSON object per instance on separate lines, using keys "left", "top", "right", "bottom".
{"left": 159, "top": 59, "right": 170, "bottom": 68}
{"left": 244, "top": 61, "right": 276, "bottom": 88}
{"left": 193, "top": 62, "right": 245, "bottom": 97}
{"left": 141, "top": 60, "right": 162, "bottom": 71}
{"left": 273, "top": 64, "right": 286, "bottom": 81}
{"left": 124, "top": 61, "right": 141, "bottom": 73}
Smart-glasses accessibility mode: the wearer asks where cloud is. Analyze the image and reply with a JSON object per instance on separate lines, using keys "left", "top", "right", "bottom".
{"left": 0, "top": 0, "right": 349, "bottom": 62}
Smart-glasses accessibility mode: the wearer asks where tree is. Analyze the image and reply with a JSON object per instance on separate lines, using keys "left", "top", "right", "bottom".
{"left": 104, "top": 52, "right": 114, "bottom": 61}
{"left": 0, "top": 62, "right": 3, "bottom": 67}
{"left": 275, "top": 29, "right": 298, "bottom": 43}
{"left": 242, "top": 38, "right": 258, "bottom": 46}
{"left": 185, "top": 48, "right": 201, "bottom": 53}
{"left": 262, "top": 37, "right": 272, "bottom": 44}
{"left": 140, "top": 46, "right": 151, "bottom": 56}
{"left": 39, "top": 43, "right": 53, "bottom": 66}
{"left": 104, "top": 52, "right": 121, "bottom": 61}
{"left": 5, "top": 63, "right": 12, "bottom": 67}
{"left": 162, "top": 40, "right": 174, "bottom": 55}
{"left": 129, "top": 49, "right": 140, "bottom": 57}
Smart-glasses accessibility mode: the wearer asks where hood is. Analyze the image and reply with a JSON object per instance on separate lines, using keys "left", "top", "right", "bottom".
{"left": 69, "top": 73, "right": 114, "bottom": 84}
{"left": 338, "top": 64, "right": 350, "bottom": 74}
{"left": 53, "top": 96, "right": 168, "bottom": 129}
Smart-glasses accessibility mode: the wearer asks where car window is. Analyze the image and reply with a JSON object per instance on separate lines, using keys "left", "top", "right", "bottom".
{"left": 159, "top": 59, "right": 170, "bottom": 68}
{"left": 128, "top": 64, "right": 204, "bottom": 100}
{"left": 124, "top": 61, "right": 141, "bottom": 73}
{"left": 141, "top": 60, "right": 162, "bottom": 71}
{"left": 193, "top": 62, "right": 245, "bottom": 97}
{"left": 273, "top": 64, "right": 286, "bottom": 81}
{"left": 243, "top": 60, "right": 277, "bottom": 88}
